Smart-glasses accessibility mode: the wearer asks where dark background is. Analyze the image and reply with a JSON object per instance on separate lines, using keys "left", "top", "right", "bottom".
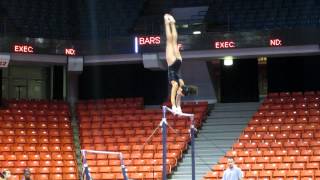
{"left": 79, "top": 64, "right": 168, "bottom": 105}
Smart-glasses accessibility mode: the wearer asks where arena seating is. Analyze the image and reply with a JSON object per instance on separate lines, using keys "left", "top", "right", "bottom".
{"left": 0, "top": 0, "right": 144, "bottom": 39}
{"left": 206, "top": 0, "right": 320, "bottom": 31}
{"left": 203, "top": 91, "right": 320, "bottom": 180}
{"left": 0, "top": 0, "right": 73, "bottom": 39}
{"left": 78, "top": 98, "right": 208, "bottom": 180}
{"left": 78, "top": 0, "right": 144, "bottom": 39}
{"left": 0, "top": 100, "right": 77, "bottom": 180}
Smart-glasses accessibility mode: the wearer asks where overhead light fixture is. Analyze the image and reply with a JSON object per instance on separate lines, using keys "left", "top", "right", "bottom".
{"left": 182, "top": 24, "right": 189, "bottom": 28}
{"left": 134, "top": 36, "right": 139, "bottom": 53}
{"left": 258, "top": 57, "right": 267, "bottom": 64}
{"left": 193, "top": 31, "right": 201, "bottom": 35}
{"left": 36, "top": 38, "right": 44, "bottom": 44}
{"left": 224, "top": 56, "right": 233, "bottom": 66}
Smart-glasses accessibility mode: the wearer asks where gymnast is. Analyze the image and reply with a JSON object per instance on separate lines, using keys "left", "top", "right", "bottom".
{"left": 164, "top": 14, "right": 198, "bottom": 113}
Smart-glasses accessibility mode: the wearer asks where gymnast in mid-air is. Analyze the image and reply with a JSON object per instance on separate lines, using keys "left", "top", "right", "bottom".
{"left": 164, "top": 14, "right": 197, "bottom": 113}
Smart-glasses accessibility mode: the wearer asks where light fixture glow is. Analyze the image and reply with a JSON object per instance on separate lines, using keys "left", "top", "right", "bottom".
{"left": 134, "top": 36, "right": 139, "bottom": 53}
{"left": 224, "top": 56, "right": 233, "bottom": 66}
{"left": 182, "top": 24, "right": 189, "bottom": 28}
{"left": 193, "top": 31, "right": 201, "bottom": 35}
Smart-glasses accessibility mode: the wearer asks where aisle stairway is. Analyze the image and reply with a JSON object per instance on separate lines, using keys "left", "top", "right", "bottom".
{"left": 170, "top": 102, "right": 260, "bottom": 180}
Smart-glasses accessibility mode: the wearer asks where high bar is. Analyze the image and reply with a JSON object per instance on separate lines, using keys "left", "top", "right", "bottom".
{"left": 164, "top": 106, "right": 194, "bottom": 117}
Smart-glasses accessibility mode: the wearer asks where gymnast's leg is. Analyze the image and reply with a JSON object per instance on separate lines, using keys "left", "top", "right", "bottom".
{"left": 165, "top": 14, "right": 179, "bottom": 111}
{"left": 168, "top": 15, "right": 182, "bottom": 60}
{"left": 175, "top": 79, "right": 185, "bottom": 113}
{"left": 168, "top": 15, "right": 184, "bottom": 112}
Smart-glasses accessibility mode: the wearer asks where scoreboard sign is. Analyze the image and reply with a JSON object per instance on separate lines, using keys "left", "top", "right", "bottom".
{"left": 138, "top": 36, "right": 161, "bottom": 46}
{"left": 65, "top": 48, "right": 76, "bottom": 56}
{"left": 0, "top": 27, "right": 316, "bottom": 55}
{"left": 13, "top": 44, "right": 34, "bottom": 53}
{"left": 214, "top": 41, "right": 236, "bottom": 49}
{"left": 270, "top": 39, "right": 283, "bottom": 47}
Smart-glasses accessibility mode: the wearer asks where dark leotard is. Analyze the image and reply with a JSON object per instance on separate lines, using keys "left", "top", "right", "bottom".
{"left": 168, "top": 59, "right": 182, "bottom": 85}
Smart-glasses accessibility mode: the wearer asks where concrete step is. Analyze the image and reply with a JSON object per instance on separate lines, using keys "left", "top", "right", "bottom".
{"left": 200, "top": 124, "right": 247, "bottom": 129}
{"left": 174, "top": 168, "right": 209, "bottom": 173}
{"left": 199, "top": 128, "right": 244, "bottom": 133}
{"left": 208, "top": 112, "right": 255, "bottom": 118}
{"left": 214, "top": 102, "right": 260, "bottom": 108}
{"left": 179, "top": 157, "right": 222, "bottom": 165}
{"left": 184, "top": 151, "right": 229, "bottom": 156}
{"left": 196, "top": 134, "right": 241, "bottom": 140}
{"left": 206, "top": 117, "right": 250, "bottom": 121}
{"left": 170, "top": 175, "right": 206, "bottom": 180}
{"left": 213, "top": 108, "right": 258, "bottom": 112}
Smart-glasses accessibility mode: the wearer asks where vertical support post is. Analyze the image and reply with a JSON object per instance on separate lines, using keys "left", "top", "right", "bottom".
{"left": 81, "top": 150, "right": 92, "bottom": 180}
{"left": 162, "top": 106, "right": 167, "bottom": 180}
{"left": 190, "top": 116, "right": 196, "bottom": 180}
{"left": 119, "top": 153, "right": 128, "bottom": 180}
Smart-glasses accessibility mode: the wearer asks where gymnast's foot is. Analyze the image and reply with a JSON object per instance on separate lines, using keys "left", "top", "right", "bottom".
{"left": 164, "top": 14, "right": 171, "bottom": 24}
{"left": 167, "top": 15, "right": 176, "bottom": 24}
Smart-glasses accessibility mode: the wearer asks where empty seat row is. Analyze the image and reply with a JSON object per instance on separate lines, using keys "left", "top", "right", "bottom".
{"left": 78, "top": 106, "right": 206, "bottom": 116}
{"left": 244, "top": 124, "right": 320, "bottom": 132}
{"left": 1, "top": 160, "right": 76, "bottom": 167}
{"left": 81, "top": 142, "right": 187, "bottom": 152}
{"left": 0, "top": 152, "right": 75, "bottom": 160}
{"left": 213, "top": 162, "right": 319, "bottom": 171}
{"left": 8, "top": 167, "right": 77, "bottom": 174}
{"left": 268, "top": 92, "right": 320, "bottom": 97}
{"left": 204, "top": 170, "right": 319, "bottom": 179}
{"left": 6, "top": 102, "right": 69, "bottom": 110}
{"left": 88, "top": 165, "right": 170, "bottom": 174}
{"left": 260, "top": 103, "right": 320, "bottom": 110}
{"left": 80, "top": 128, "right": 189, "bottom": 136}
{"left": 78, "top": 97, "right": 143, "bottom": 104}
{"left": 4, "top": 173, "right": 78, "bottom": 180}
{"left": 254, "top": 109, "right": 320, "bottom": 117}
{"left": 233, "top": 140, "right": 320, "bottom": 149}
{"left": 219, "top": 156, "right": 320, "bottom": 164}
{"left": 0, "top": 109, "right": 70, "bottom": 116}
{"left": 77, "top": 104, "right": 143, "bottom": 110}
{"left": 80, "top": 122, "right": 192, "bottom": 130}
{"left": 79, "top": 112, "right": 203, "bottom": 120}
{"left": 0, "top": 115, "right": 70, "bottom": 122}
{"left": 0, "top": 129, "right": 72, "bottom": 137}
{"left": 87, "top": 158, "right": 177, "bottom": 167}
{"left": 81, "top": 135, "right": 189, "bottom": 144}
{"left": 239, "top": 132, "right": 320, "bottom": 140}
{"left": 263, "top": 97, "right": 320, "bottom": 104}
{"left": 227, "top": 149, "right": 320, "bottom": 156}
{"left": 90, "top": 172, "right": 162, "bottom": 180}
{"left": 249, "top": 116, "right": 320, "bottom": 125}
{"left": 0, "top": 144, "right": 74, "bottom": 152}
{"left": 0, "top": 122, "right": 71, "bottom": 129}
{"left": 0, "top": 135, "right": 72, "bottom": 141}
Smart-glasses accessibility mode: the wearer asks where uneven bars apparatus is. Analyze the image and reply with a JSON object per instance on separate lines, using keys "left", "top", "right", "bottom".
{"left": 81, "top": 149, "right": 129, "bottom": 180}
{"left": 161, "top": 106, "right": 196, "bottom": 180}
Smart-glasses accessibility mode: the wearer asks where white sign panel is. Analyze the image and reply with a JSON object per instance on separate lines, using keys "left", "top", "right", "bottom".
{"left": 0, "top": 53, "right": 10, "bottom": 68}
